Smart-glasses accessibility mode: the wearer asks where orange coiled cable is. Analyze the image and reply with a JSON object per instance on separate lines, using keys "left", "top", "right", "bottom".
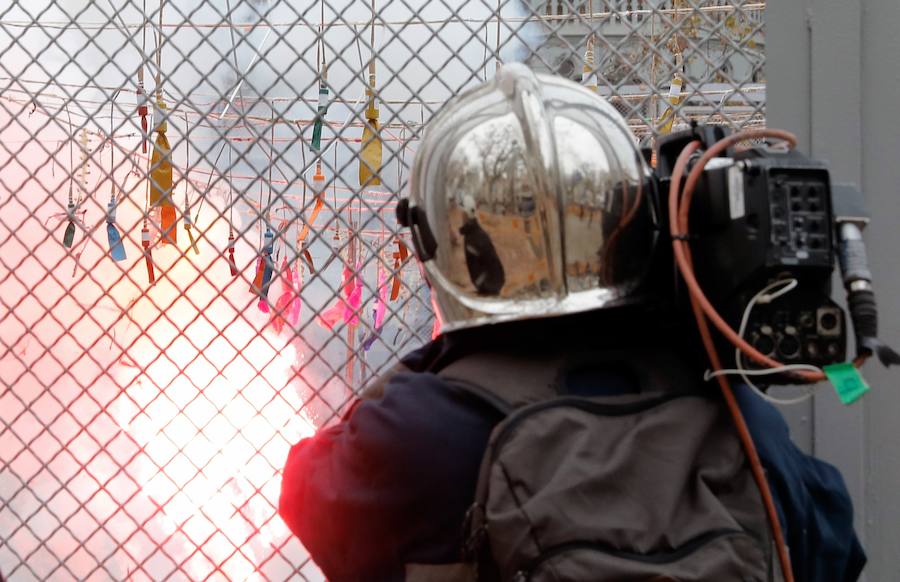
{"left": 668, "top": 133, "right": 795, "bottom": 582}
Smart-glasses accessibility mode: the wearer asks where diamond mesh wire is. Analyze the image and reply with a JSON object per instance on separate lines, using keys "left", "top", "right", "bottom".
{"left": 0, "top": 1, "right": 765, "bottom": 579}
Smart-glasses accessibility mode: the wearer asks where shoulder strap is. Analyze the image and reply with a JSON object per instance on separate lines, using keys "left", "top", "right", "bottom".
{"left": 437, "top": 352, "right": 566, "bottom": 413}
{"left": 437, "top": 348, "right": 700, "bottom": 414}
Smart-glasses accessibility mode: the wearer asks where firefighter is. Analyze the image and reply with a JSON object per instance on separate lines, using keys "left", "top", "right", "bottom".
{"left": 279, "top": 64, "right": 864, "bottom": 582}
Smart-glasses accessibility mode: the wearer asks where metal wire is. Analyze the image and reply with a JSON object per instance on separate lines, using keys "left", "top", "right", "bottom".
{"left": 0, "top": 0, "right": 766, "bottom": 579}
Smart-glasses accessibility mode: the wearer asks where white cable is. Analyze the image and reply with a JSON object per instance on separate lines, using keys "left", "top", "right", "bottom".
{"left": 706, "top": 363, "right": 822, "bottom": 405}
{"left": 751, "top": 277, "right": 798, "bottom": 305}
{"left": 739, "top": 278, "right": 820, "bottom": 405}
{"left": 704, "top": 278, "right": 823, "bottom": 406}
{"left": 708, "top": 368, "right": 820, "bottom": 407}
{"left": 705, "top": 363, "right": 823, "bottom": 380}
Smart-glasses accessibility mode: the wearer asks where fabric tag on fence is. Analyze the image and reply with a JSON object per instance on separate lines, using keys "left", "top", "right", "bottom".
{"left": 823, "top": 363, "right": 870, "bottom": 405}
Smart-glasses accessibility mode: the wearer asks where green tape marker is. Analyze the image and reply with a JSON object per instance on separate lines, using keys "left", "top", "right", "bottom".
{"left": 823, "top": 363, "right": 870, "bottom": 405}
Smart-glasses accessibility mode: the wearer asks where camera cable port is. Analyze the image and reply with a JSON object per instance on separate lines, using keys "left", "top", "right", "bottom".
{"left": 777, "top": 331, "right": 801, "bottom": 360}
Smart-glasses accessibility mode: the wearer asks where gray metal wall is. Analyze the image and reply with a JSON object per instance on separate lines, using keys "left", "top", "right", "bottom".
{"left": 768, "top": 2, "right": 900, "bottom": 579}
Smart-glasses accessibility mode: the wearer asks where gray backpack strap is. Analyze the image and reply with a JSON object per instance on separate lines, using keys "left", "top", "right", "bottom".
{"left": 437, "top": 352, "right": 566, "bottom": 412}
{"left": 437, "top": 348, "right": 698, "bottom": 414}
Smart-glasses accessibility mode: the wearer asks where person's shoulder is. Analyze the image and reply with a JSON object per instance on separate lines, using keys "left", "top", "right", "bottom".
{"left": 364, "top": 367, "right": 503, "bottom": 432}
{"left": 345, "top": 367, "right": 502, "bottom": 481}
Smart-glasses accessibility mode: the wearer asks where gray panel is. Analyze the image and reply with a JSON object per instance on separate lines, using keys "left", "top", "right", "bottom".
{"left": 768, "top": 0, "right": 882, "bottom": 575}
{"left": 770, "top": 1, "right": 900, "bottom": 579}
{"left": 764, "top": 0, "right": 815, "bottom": 454}
{"left": 805, "top": 0, "right": 868, "bottom": 554}
{"left": 860, "top": 0, "right": 900, "bottom": 576}
{"left": 765, "top": 0, "right": 812, "bottom": 151}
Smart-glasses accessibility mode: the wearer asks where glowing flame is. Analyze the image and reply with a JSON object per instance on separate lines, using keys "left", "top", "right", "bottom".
{"left": 112, "top": 327, "right": 314, "bottom": 579}
{"left": 98, "top": 191, "right": 318, "bottom": 579}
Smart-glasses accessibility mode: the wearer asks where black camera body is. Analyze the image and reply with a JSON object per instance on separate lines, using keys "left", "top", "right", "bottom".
{"left": 652, "top": 127, "right": 848, "bottom": 377}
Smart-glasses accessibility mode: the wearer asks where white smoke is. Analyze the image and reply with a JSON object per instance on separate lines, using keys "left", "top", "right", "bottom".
{"left": 0, "top": 0, "right": 556, "bottom": 579}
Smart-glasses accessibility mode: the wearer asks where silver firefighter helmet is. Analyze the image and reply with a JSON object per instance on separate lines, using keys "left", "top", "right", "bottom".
{"left": 401, "top": 63, "right": 657, "bottom": 332}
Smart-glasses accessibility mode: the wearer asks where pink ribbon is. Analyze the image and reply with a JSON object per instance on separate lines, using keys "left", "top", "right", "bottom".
{"left": 318, "top": 264, "right": 363, "bottom": 330}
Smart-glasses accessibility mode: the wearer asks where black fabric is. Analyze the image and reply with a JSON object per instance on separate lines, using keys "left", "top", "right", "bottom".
{"left": 278, "top": 311, "right": 866, "bottom": 581}
{"left": 733, "top": 384, "right": 867, "bottom": 582}
{"left": 279, "top": 369, "right": 501, "bottom": 581}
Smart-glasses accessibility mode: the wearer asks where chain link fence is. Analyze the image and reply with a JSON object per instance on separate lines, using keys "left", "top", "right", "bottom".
{"left": 0, "top": 0, "right": 764, "bottom": 579}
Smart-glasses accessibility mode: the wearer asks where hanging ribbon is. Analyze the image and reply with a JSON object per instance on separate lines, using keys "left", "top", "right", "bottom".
{"left": 319, "top": 264, "right": 363, "bottom": 330}
{"left": 149, "top": 0, "right": 176, "bottom": 244}
{"left": 390, "top": 238, "right": 409, "bottom": 301}
{"left": 296, "top": 161, "right": 326, "bottom": 271}
{"left": 182, "top": 113, "right": 199, "bottom": 255}
{"left": 106, "top": 95, "right": 127, "bottom": 262}
{"left": 226, "top": 231, "right": 238, "bottom": 276}
{"left": 311, "top": 17, "right": 329, "bottom": 152}
{"left": 262, "top": 241, "right": 276, "bottom": 301}
{"left": 252, "top": 256, "right": 265, "bottom": 298}
{"left": 359, "top": 0, "right": 382, "bottom": 186}
{"left": 184, "top": 209, "right": 199, "bottom": 254}
{"left": 136, "top": 0, "right": 149, "bottom": 154}
{"left": 62, "top": 203, "right": 77, "bottom": 248}
{"left": 251, "top": 228, "right": 275, "bottom": 309}
{"left": 583, "top": 35, "right": 597, "bottom": 92}
{"left": 270, "top": 257, "right": 303, "bottom": 334}
{"left": 374, "top": 266, "right": 387, "bottom": 330}
{"left": 58, "top": 127, "right": 89, "bottom": 249}
{"left": 345, "top": 265, "right": 364, "bottom": 327}
{"left": 150, "top": 98, "right": 177, "bottom": 244}
{"left": 432, "top": 317, "right": 441, "bottom": 340}
{"left": 290, "top": 260, "right": 303, "bottom": 326}
{"left": 49, "top": 205, "right": 89, "bottom": 269}
{"left": 141, "top": 222, "right": 155, "bottom": 283}
{"left": 311, "top": 75, "right": 329, "bottom": 151}
{"left": 271, "top": 257, "right": 293, "bottom": 334}
{"left": 313, "top": 159, "right": 326, "bottom": 189}
{"left": 583, "top": 1, "right": 597, "bottom": 92}
{"left": 302, "top": 248, "right": 315, "bottom": 272}
{"left": 256, "top": 109, "right": 279, "bottom": 313}
{"left": 137, "top": 75, "right": 149, "bottom": 153}
{"left": 362, "top": 264, "right": 388, "bottom": 351}
{"left": 224, "top": 143, "right": 238, "bottom": 275}
{"left": 657, "top": 53, "right": 685, "bottom": 135}
{"left": 107, "top": 200, "right": 127, "bottom": 261}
